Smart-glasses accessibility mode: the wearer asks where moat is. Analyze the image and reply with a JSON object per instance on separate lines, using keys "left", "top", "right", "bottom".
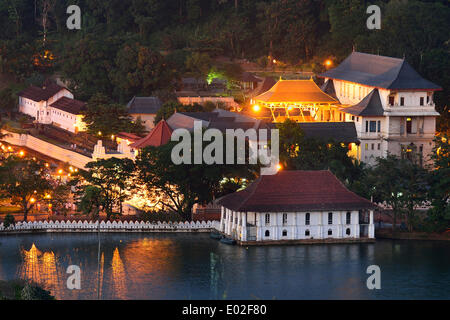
{"left": 0, "top": 233, "right": 448, "bottom": 299}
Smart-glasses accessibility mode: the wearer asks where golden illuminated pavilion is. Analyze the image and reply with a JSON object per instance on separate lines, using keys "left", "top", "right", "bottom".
{"left": 251, "top": 78, "right": 340, "bottom": 123}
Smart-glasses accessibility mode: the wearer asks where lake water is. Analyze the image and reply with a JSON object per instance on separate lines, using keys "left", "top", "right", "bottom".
{"left": 0, "top": 233, "right": 449, "bottom": 300}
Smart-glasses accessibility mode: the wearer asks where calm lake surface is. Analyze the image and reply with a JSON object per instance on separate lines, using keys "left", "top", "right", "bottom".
{"left": 0, "top": 233, "right": 449, "bottom": 300}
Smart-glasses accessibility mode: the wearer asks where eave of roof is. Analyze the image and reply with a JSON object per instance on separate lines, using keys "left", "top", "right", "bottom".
{"left": 339, "top": 89, "right": 384, "bottom": 117}
{"left": 253, "top": 79, "right": 338, "bottom": 104}
{"left": 319, "top": 52, "right": 442, "bottom": 91}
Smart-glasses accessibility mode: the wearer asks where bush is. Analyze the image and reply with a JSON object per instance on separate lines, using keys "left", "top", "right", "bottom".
{"left": 3, "top": 214, "right": 15, "bottom": 228}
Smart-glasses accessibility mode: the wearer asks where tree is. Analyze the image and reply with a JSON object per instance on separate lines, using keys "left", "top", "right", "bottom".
{"left": 135, "top": 132, "right": 258, "bottom": 220}
{"left": 82, "top": 93, "right": 136, "bottom": 137}
{"left": 0, "top": 156, "right": 52, "bottom": 221}
{"left": 77, "top": 158, "right": 136, "bottom": 219}
{"left": 185, "top": 52, "right": 212, "bottom": 82}
{"left": 110, "top": 43, "right": 177, "bottom": 101}
{"left": 0, "top": 87, "right": 17, "bottom": 120}
{"left": 427, "top": 134, "right": 450, "bottom": 232}
{"left": 366, "top": 155, "right": 428, "bottom": 234}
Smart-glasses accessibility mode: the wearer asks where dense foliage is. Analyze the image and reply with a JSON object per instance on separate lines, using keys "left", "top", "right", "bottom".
{"left": 0, "top": 0, "right": 448, "bottom": 124}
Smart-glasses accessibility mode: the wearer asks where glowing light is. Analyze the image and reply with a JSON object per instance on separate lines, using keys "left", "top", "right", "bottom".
{"left": 30, "top": 198, "right": 36, "bottom": 204}
{"left": 58, "top": 169, "right": 63, "bottom": 175}
{"left": 277, "top": 164, "right": 282, "bottom": 171}
{"left": 273, "top": 59, "right": 277, "bottom": 64}
{"left": 18, "top": 150, "right": 25, "bottom": 157}
{"left": 253, "top": 105, "right": 261, "bottom": 112}
{"left": 287, "top": 106, "right": 293, "bottom": 111}
{"left": 442, "top": 137, "right": 447, "bottom": 143}
{"left": 98, "top": 131, "right": 102, "bottom": 136}
{"left": 69, "top": 166, "right": 74, "bottom": 172}
{"left": 325, "top": 59, "right": 333, "bottom": 66}
{"left": 45, "top": 163, "right": 49, "bottom": 168}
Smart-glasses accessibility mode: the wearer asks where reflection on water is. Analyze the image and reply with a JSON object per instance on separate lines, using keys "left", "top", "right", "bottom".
{"left": 0, "top": 234, "right": 448, "bottom": 300}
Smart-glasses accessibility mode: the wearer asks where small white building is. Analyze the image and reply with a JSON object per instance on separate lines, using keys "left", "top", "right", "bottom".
{"left": 18, "top": 81, "right": 87, "bottom": 133}
{"left": 217, "top": 170, "right": 376, "bottom": 245}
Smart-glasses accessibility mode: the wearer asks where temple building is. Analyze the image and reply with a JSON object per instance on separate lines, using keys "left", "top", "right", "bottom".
{"left": 18, "top": 80, "right": 86, "bottom": 133}
{"left": 218, "top": 170, "right": 376, "bottom": 245}
{"left": 319, "top": 52, "right": 442, "bottom": 166}
{"left": 252, "top": 78, "right": 339, "bottom": 123}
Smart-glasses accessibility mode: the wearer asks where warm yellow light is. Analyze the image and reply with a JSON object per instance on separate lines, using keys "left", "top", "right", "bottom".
{"left": 8, "top": 146, "right": 13, "bottom": 151}
{"left": 98, "top": 131, "right": 102, "bottom": 136}
{"left": 442, "top": 137, "right": 447, "bottom": 143}
{"left": 30, "top": 198, "right": 36, "bottom": 204}
{"left": 45, "top": 163, "right": 49, "bottom": 167}
{"left": 253, "top": 105, "right": 261, "bottom": 112}
{"left": 58, "top": 169, "right": 63, "bottom": 174}
{"left": 69, "top": 166, "right": 74, "bottom": 172}
{"left": 273, "top": 59, "right": 277, "bottom": 64}
{"left": 287, "top": 106, "right": 293, "bottom": 111}
{"left": 325, "top": 59, "right": 332, "bottom": 66}
{"left": 18, "top": 150, "right": 25, "bottom": 157}
{"left": 74, "top": 168, "right": 78, "bottom": 172}
{"left": 277, "top": 164, "right": 282, "bottom": 171}
{"left": 45, "top": 194, "right": 51, "bottom": 199}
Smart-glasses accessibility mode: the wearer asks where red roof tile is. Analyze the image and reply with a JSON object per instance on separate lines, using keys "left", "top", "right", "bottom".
{"left": 50, "top": 97, "right": 86, "bottom": 115}
{"left": 218, "top": 170, "right": 376, "bottom": 212}
{"left": 130, "top": 120, "right": 173, "bottom": 149}
{"left": 19, "top": 83, "right": 65, "bottom": 102}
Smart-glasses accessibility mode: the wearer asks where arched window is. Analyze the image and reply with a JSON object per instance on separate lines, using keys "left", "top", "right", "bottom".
{"left": 305, "top": 230, "right": 310, "bottom": 236}
{"left": 328, "top": 229, "right": 332, "bottom": 236}
{"left": 282, "top": 230, "right": 287, "bottom": 237}
{"left": 265, "top": 230, "right": 270, "bottom": 237}
{"left": 328, "top": 212, "right": 333, "bottom": 225}
{"left": 346, "top": 228, "right": 351, "bottom": 236}
{"left": 346, "top": 212, "right": 351, "bottom": 225}
{"left": 305, "top": 213, "right": 310, "bottom": 225}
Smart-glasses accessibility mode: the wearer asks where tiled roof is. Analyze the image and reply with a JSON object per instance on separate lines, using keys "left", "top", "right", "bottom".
{"left": 19, "top": 83, "right": 65, "bottom": 102}
{"left": 130, "top": 120, "right": 173, "bottom": 149}
{"left": 50, "top": 97, "right": 86, "bottom": 115}
{"left": 320, "top": 79, "right": 339, "bottom": 102}
{"left": 340, "top": 89, "right": 384, "bottom": 116}
{"left": 253, "top": 79, "right": 338, "bottom": 104}
{"left": 127, "top": 96, "right": 162, "bottom": 114}
{"left": 319, "top": 52, "right": 441, "bottom": 91}
{"left": 217, "top": 170, "right": 376, "bottom": 212}
{"left": 239, "top": 72, "right": 262, "bottom": 83}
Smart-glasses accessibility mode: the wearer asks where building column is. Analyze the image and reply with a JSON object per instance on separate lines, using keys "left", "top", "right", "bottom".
{"left": 369, "top": 210, "right": 375, "bottom": 238}
{"left": 220, "top": 207, "right": 225, "bottom": 232}
{"left": 242, "top": 213, "right": 247, "bottom": 241}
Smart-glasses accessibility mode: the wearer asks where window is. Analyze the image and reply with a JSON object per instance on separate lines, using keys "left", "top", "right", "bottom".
{"left": 369, "top": 121, "right": 377, "bottom": 133}
{"left": 305, "top": 230, "right": 310, "bottom": 236}
{"left": 352, "top": 116, "right": 355, "bottom": 121}
{"left": 377, "top": 143, "right": 381, "bottom": 150}
{"left": 282, "top": 230, "right": 287, "bottom": 237}
{"left": 265, "top": 230, "right": 270, "bottom": 237}
{"left": 328, "top": 212, "right": 333, "bottom": 225}
{"left": 426, "top": 96, "right": 430, "bottom": 104}
{"left": 265, "top": 214, "right": 270, "bottom": 225}
{"left": 346, "top": 228, "right": 351, "bottom": 236}
{"left": 365, "top": 143, "right": 368, "bottom": 150}
{"left": 346, "top": 212, "right": 351, "bottom": 225}
{"left": 365, "top": 121, "right": 369, "bottom": 132}
{"left": 282, "top": 213, "right": 287, "bottom": 225}
{"left": 420, "top": 97, "right": 424, "bottom": 106}
{"left": 389, "top": 96, "right": 395, "bottom": 106}
{"left": 400, "top": 97, "right": 405, "bottom": 106}
{"left": 406, "top": 118, "right": 412, "bottom": 134}
{"left": 357, "top": 117, "right": 359, "bottom": 122}
{"left": 377, "top": 121, "right": 381, "bottom": 132}
{"left": 328, "top": 229, "right": 333, "bottom": 236}
{"left": 305, "top": 213, "right": 310, "bottom": 225}
{"left": 371, "top": 143, "right": 374, "bottom": 150}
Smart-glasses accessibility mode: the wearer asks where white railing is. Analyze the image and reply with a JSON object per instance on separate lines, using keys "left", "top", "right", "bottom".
{"left": 0, "top": 220, "right": 220, "bottom": 232}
